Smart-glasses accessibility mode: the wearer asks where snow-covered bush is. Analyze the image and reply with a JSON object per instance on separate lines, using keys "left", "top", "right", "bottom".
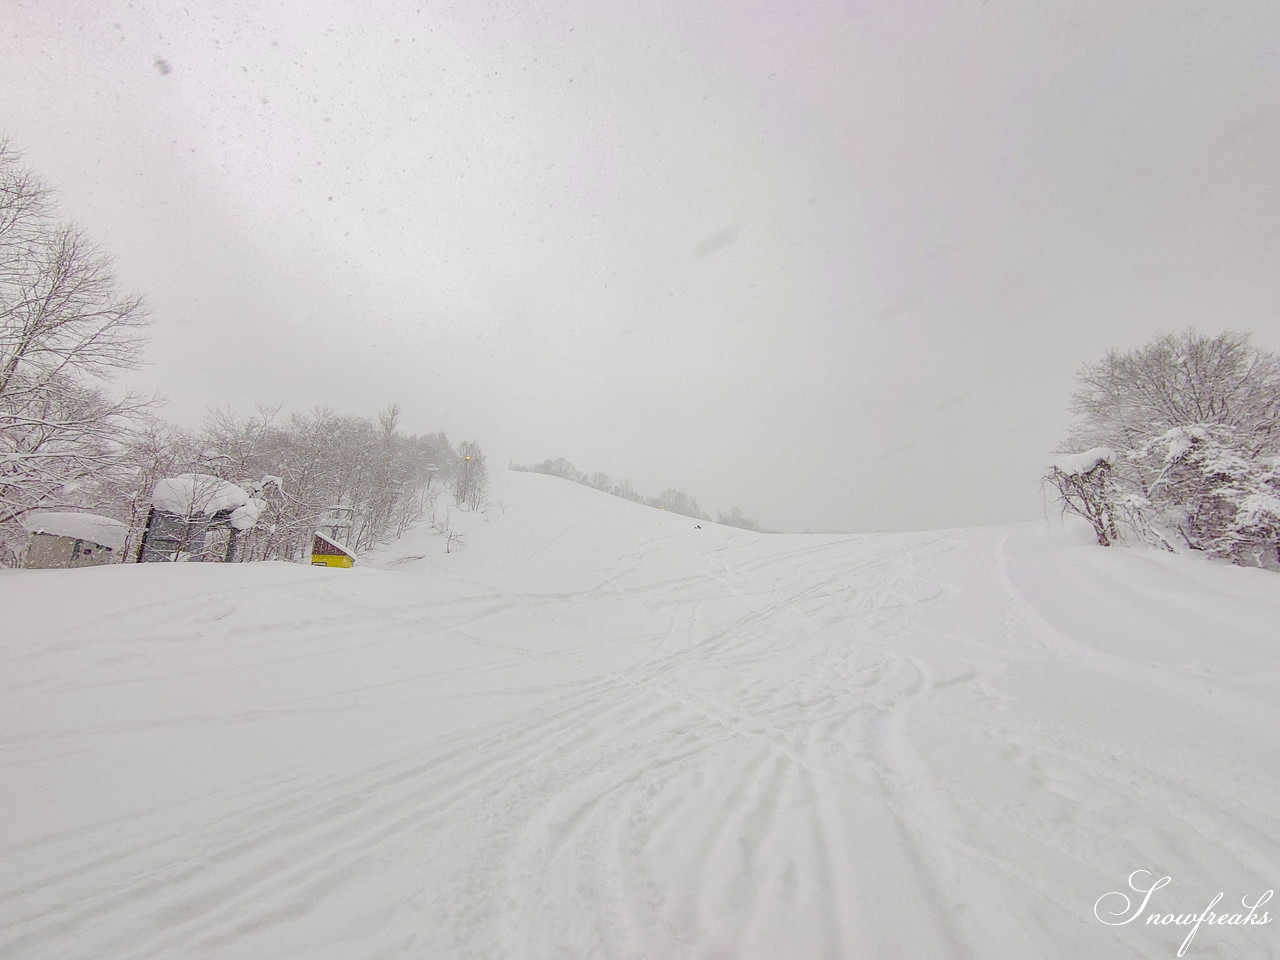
{"left": 1044, "top": 448, "right": 1120, "bottom": 546}
{"left": 1049, "top": 331, "right": 1280, "bottom": 568}
{"left": 453, "top": 441, "right": 488, "bottom": 511}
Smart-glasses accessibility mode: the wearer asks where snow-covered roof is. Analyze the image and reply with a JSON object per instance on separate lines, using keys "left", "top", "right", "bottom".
{"left": 151, "top": 474, "right": 254, "bottom": 517}
{"left": 314, "top": 531, "right": 354, "bottom": 556}
{"left": 23, "top": 511, "right": 128, "bottom": 550}
{"left": 1052, "top": 447, "right": 1115, "bottom": 477}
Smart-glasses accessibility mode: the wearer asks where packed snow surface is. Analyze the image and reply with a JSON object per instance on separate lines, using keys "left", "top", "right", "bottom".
{"left": 3, "top": 471, "right": 1278, "bottom": 959}
{"left": 20, "top": 511, "right": 127, "bottom": 550}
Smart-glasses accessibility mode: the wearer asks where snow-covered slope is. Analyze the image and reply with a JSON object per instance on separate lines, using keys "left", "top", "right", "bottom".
{"left": 3, "top": 471, "right": 1278, "bottom": 960}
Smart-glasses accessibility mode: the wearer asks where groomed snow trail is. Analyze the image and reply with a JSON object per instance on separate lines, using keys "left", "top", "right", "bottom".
{"left": 3, "top": 472, "right": 1278, "bottom": 960}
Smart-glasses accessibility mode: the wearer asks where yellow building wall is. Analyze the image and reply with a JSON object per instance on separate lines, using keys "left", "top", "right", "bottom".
{"left": 311, "top": 553, "right": 354, "bottom": 568}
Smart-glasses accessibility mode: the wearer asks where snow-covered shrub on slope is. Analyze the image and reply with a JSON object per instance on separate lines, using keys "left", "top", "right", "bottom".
{"left": 1044, "top": 448, "right": 1120, "bottom": 547}
{"left": 1048, "top": 331, "right": 1280, "bottom": 569}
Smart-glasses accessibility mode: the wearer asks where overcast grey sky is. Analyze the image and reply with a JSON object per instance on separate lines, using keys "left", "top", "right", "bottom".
{"left": 3, "top": 0, "right": 1278, "bottom": 532}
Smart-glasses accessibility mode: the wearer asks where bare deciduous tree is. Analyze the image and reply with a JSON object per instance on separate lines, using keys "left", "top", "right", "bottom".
{"left": 454, "top": 440, "right": 488, "bottom": 511}
{"left": 716, "top": 506, "right": 761, "bottom": 532}
{"left": 1, "top": 142, "right": 152, "bottom": 530}
{"left": 1067, "top": 330, "right": 1280, "bottom": 458}
{"left": 1043, "top": 449, "right": 1121, "bottom": 547}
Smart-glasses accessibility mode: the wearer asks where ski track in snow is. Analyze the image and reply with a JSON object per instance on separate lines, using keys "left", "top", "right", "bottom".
{"left": 2, "top": 474, "right": 1278, "bottom": 960}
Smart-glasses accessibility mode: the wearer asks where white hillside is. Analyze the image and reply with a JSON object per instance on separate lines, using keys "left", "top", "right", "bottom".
{"left": 2, "top": 470, "right": 1278, "bottom": 960}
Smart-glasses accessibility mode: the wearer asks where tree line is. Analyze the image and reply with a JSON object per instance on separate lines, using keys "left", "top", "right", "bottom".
{"left": 116, "top": 404, "right": 474, "bottom": 563}
{"left": 0, "top": 141, "right": 486, "bottom": 565}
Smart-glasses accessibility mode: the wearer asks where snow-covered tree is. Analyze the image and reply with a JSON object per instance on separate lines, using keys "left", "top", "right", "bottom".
{"left": 1050, "top": 330, "right": 1280, "bottom": 567}
{"left": 1043, "top": 448, "right": 1121, "bottom": 547}
{"left": 717, "top": 506, "right": 761, "bottom": 532}
{"left": 1127, "top": 425, "right": 1280, "bottom": 565}
{"left": 1, "top": 142, "right": 152, "bottom": 534}
{"left": 525, "top": 457, "right": 582, "bottom": 482}
{"left": 454, "top": 440, "right": 488, "bottom": 511}
{"left": 652, "top": 488, "right": 705, "bottom": 520}
{"left": 110, "top": 417, "right": 202, "bottom": 560}
{"left": 198, "top": 405, "right": 281, "bottom": 480}
{"left": 1066, "top": 330, "right": 1280, "bottom": 458}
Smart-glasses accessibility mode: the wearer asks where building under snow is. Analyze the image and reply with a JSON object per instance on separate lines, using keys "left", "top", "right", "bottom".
{"left": 137, "top": 474, "right": 269, "bottom": 563}
{"left": 22, "top": 512, "right": 129, "bottom": 569}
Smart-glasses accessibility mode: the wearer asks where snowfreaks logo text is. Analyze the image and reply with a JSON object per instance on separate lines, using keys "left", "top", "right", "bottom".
{"left": 1094, "top": 870, "right": 1273, "bottom": 956}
